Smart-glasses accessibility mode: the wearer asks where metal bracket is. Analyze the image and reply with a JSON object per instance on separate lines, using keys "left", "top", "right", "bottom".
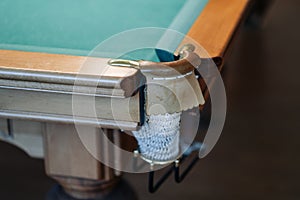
{"left": 147, "top": 143, "right": 201, "bottom": 193}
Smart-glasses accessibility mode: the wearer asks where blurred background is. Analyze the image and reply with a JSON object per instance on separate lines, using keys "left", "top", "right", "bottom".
{"left": 0, "top": 0, "right": 299, "bottom": 199}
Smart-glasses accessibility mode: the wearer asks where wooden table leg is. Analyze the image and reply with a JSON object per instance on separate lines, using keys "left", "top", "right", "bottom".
{"left": 44, "top": 123, "right": 121, "bottom": 199}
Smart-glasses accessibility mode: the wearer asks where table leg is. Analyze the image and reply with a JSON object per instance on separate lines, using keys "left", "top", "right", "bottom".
{"left": 46, "top": 179, "right": 137, "bottom": 200}
{"left": 43, "top": 123, "right": 122, "bottom": 199}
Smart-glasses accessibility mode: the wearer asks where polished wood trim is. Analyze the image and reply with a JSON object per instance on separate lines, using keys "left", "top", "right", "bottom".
{"left": 0, "top": 49, "right": 98, "bottom": 73}
{"left": 0, "top": 50, "right": 142, "bottom": 97}
{"left": 180, "top": 0, "right": 250, "bottom": 64}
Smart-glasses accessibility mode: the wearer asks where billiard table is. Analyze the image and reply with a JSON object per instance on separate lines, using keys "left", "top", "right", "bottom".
{"left": 0, "top": 0, "right": 251, "bottom": 199}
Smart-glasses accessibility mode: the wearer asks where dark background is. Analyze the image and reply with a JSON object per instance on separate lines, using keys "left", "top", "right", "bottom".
{"left": 0, "top": 0, "right": 299, "bottom": 199}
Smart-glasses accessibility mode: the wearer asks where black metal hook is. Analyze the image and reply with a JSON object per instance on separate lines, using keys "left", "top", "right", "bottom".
{"left": 148, "top": 166, "right": 174, "bottom": 193}
{"left": 174, "top": 155, "right": 199, "bottom": 183}
{"left": 147, "top": 143, "right": 201, "bottom": 193}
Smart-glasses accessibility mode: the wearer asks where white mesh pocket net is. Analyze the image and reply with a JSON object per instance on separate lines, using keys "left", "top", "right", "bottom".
{"left": 132, "top": 112, "right": 181, "bottom": 163}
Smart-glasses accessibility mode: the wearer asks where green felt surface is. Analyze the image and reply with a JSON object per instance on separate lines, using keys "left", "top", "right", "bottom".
{"left": 0, "top": 0, "right": 208, "bottom": 58}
